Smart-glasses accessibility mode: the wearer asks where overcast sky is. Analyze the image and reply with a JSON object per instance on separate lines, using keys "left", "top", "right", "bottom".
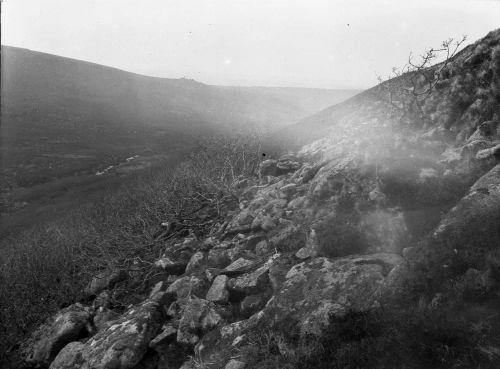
{"left": 2, "top": 0, "right": 500, "bottom": 89}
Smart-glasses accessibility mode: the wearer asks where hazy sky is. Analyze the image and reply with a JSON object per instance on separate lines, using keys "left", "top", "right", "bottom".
{"left": 2, "top": 0, "right": 500, "bottom": 89}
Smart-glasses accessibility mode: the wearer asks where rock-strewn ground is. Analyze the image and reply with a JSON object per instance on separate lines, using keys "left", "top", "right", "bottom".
{"left": 18, "top": 29, "right": 500, "bottom": 369}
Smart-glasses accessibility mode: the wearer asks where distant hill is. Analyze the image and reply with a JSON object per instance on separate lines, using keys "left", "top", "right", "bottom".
{"left": 0, "top": 46, "right": 359, "bottom": 190}
{"left": 0, "top": 46, "right": 359, "bottom": 234}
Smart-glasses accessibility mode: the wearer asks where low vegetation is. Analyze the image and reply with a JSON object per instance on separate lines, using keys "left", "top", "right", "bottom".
{"left": 0, "top": 131, "right": 263, "bottom": 358}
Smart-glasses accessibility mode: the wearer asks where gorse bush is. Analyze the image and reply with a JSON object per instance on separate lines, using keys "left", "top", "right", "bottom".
{"left": 0, "top": 129, "right": 264, "bottom": 357}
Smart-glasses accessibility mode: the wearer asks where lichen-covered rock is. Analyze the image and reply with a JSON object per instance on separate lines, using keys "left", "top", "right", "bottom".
{"left": 154, "top": 257, "right": 188, "bottom": 275}
{"left": 49, "top": 293, "right": 172, "bottom": 369}
{"left": 265, "top": 255, "right": 402, "bottom": 334}
{"left": 21, "top": 303, "right": 93, "bottom": 367}
{"left": 195, "top": 311, "right": 264, "bottom": 365}
{"left": 255, "top": 240, "right": 272, "bottom": 256}
{"left": 84, "top": 269, "right": 127, "bottom": 296}
{"left": 166, "top": 275, "right": 209, "bottom": 299}
{"left": 185, "top": 251, "right": 208, "bottom": 274}
{"left": 176, "top": 297, "right": 225, "bottom": 345}
{"left": 276, "top": 155, "right": 301, "bottom": 172}
{"left": 225, "top": 359, "right": 247, "bottom": 369}
{"left": 206, "top": 275, "right": 230, "bottom": 302}
{"left": 93, "top": 307, "right": 120, "bottom": 331}
{"left": 405, "top": 164, "right": 500, "bottom": 286}
{"left": 228, "top": 265, "right": 270, "bottom": 295}
{"left": 268, "top": 225, "right": 306, "bottom": 252}
{"left": 149, "top": 323, "right": 177, "bottom": 354}
{"left": 207, "top": 248, "right": 232, "bottom": 269}
{"left": 278, "top": 183, "right": 297, "bottom": 199}
{"left": 240, "top": 293, "right": 270, "bottom": 317}
{"left": 222, "top": 258, "right": 256, "bottom": 276}
{"left": 476, "top": 143, "right": 500, "bottom": 160}
{"left": 258, "top": 159, "right": 279, "bottom": 177}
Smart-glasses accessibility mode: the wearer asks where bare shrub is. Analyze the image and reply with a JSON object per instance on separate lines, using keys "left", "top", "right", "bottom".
{"left": 0, "top": 129, "right": 265, "bottom": 357}
{"left": 376, "top": 36, "right": 468, "bottom": 123}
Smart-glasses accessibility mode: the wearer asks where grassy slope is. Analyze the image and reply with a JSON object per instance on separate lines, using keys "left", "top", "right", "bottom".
{"left": 0, "top": 46, "right": 359, "bottom": 235}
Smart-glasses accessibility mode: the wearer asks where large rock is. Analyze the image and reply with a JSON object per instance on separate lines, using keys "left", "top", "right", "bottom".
{"left": 49, "top": 293, "right": 174, "bottom": 369}
{"left": 264, "top": 254, "right": 403, "bottom": 334}
{"left": 93, "top": 307, "right": 120, "bottom": 331}
{"left": 84, "top": 269, "right": 127, "bottom": 296}
{"left": 21, "top": 303, "right": 93, "bottom": 367}
{"left": 228, "top": 265, "right": 270, "bottom": 295}
{"left": 195, "top": 311, "right": 265, "bottom": 365}
{"left": 154, "top": 257, "right": 188, "bottom": 275}
{"left": 149, "top": 323, "right": 177, "bottom": 354}
{"left": 406, "top": 164, "right": 500, "bottom": 286}
{"left": 185, "top": 252, "right": 208, "bottom": 274}
{"left": 206, "top": 275, "right": 230, "bottom": 303}
{"left": 268, "top": 225, "right": 306, "bottom": 252}
{"left": 166, "top": 275, "right": 209, "bottom": 299}
{"left": 175, "top": 297, "right": 226, "bottom": 345}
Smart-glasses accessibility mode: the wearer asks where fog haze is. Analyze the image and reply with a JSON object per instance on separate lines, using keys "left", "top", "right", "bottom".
{"left": 3, "top": 0, "right": 500, "bottom": 88}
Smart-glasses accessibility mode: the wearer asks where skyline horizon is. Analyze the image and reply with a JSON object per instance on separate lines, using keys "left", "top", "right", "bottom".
{"left": 1, "top": 43, "right": 368, "bottom": 90}
{"left": 3, "top": 0, "right": 500, "bottom": 90}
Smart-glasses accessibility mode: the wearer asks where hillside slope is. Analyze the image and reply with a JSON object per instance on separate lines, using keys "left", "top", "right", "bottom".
{"left": 9, "top": 30, "right": 500, "bottom": 369}
{"left": 0, "top": 46, "right": 358, "bottom": 189}
{"left": 0, "top": 46, "right": 358, "bottom": 234}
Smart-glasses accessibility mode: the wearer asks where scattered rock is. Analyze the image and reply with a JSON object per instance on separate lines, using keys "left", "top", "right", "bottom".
{"left": 240, "top": 293, "right": 269, "bottom": 317}
{"left": 185, "top": 251, "right": 208, "bottom": 274}
{"left": 21, "top": 303, "right": 93, "bottom": 367}
{"left": 150, "top": 323, "right": 177, "bottom": 353}
{"left": 265, "top": 255, "right": 401, "bottom": 334}
{"left": 49, "top": 293, "right": 170, "bottom": 369}
{"left": 207, "top": 248, "right": 232, "bottom": 269}
{"left": 222, "top": 258, "right": 256, "bottom": 276}
{"left": 84, "top": 269, "right": 127, "bottom": 296}
{"left": 176, "top": 297, "right": 225, "bottom": 345}
{"left": 255, "top": 240, "right": 272, "bottom": 256}
{"left": 166, "top": 275, "right": 209, "bottom": 299}
{"left": 279, "top": 183, "right": 297, "bottom": 199}
{"left": 225, "top": 359, "right": 246, "bottom": 369}
{"left": 228, "top": 265, "right": 270, "bottom": 295}
{"left": 154, "top": 257, "right": 188, "bottom": 275}
{"left": 268, "top": 225, "right": 306, "bottom": 252}
{"left": 206, "top": 275, "right": 230, "bottom": 303}
{"left": 476, "top": 144, "right": 500, "bottom": 160}
{"left": 93, "top": 307, "right": 120, "bottom": 331}
{"left": 258, "top": 160, "right": 279, "bottom": 177}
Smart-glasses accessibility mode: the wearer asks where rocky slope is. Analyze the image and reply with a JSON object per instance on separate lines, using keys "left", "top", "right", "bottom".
{"left": 15, "top": 30, "right": 500, "bottom": 369}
